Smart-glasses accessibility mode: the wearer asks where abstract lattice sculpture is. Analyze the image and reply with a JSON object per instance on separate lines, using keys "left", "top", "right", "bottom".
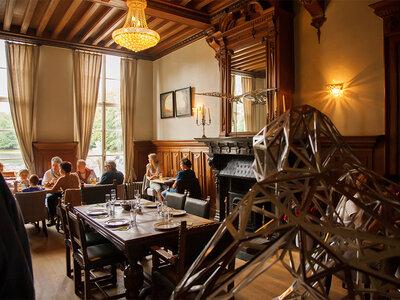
{"left": 172, "top": 105, "right": 400, "bottom": 299}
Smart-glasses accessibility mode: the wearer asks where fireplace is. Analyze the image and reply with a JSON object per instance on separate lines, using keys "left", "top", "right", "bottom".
{"left": 196, "top": 137, "right": 258, "bottom": 222}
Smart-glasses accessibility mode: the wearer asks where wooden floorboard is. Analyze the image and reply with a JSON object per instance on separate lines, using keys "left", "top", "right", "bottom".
{"left": 28, "top": 224, "right": 347, "bottom": 299}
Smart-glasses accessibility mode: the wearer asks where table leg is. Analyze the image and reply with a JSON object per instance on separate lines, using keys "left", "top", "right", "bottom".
{"left": 124, "top": 261, "right": 144, "bottom": 299}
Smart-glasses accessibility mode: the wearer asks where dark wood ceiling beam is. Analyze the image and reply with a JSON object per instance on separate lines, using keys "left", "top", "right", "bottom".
{"left": 92, "top": 11, "right": 126, "bottom": 45}
{"left": 153, "top": 20, "right": 175, "bottom": 34}
{"left": 52, "top": 0, "right": 82, "bottom": 39}
{"left": 232, "top": 55, "right": 264, "bottom": 68}
{"left": 180, "top": 0, "right": 192, "bottom": 5}
{"left": 148, "top": 27, "right": 200, "bottom": 54}
{"left": 37, "top": 0, "right": 61, "bottom": 36}
{"left": 207, "top": 0, "right": 242, "bottom": 16}
{"left": 147, "top": 18, "right": 164, "bottom": 29}
{"left": 193, "top": 0, "right": 214, "bottom": 10}
{"left": 66, "top": 2, "right": 101, "bottom": 41}
{"left": 158, "top": 24, "right": 187, "bottom": 41}
{"left": 21, "top": 0, "right": 38, "bottom": 34}
{"left": 3, "top": 0, "right": 16, "bottom": 31}
{"left": 86, "top": 0, "right": 210, "bottom": 29}
{"left": 241, "top": 60, "right": 266, "bottom": 70}
{"left": 79, "top": 7, "right": 118, "bottom": 43}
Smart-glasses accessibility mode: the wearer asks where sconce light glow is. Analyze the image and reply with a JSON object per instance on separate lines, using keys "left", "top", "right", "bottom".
{"left": 327, "top": 83, "right": 344, "bottom": 96}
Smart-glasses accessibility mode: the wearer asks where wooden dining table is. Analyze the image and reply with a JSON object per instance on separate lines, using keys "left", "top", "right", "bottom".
{"left": 74, "top": 200, "right": 216, "bottom": 298}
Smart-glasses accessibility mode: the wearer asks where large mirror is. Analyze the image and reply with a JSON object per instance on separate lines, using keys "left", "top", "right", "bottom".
{"left": 230, "top": 43, "right": 266, "bottom": 133}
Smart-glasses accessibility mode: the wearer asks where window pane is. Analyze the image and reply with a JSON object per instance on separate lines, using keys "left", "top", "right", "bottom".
{"left": 106, "top": 55, "right": 120, "bottom": 80}
{"left": 0, "top": 69, "right": 8, "bottom": 98}
{"left": 86, "top": 156, "right": 102, "bottom": 179}
{"left": 106, "top": 154, "right": 124, "bottom": 175}
{"left": 105, "top": 106, "right": 121, "bottom": 130}
{"left": 88, "top": 107, "right": 103, "bottom": 156}
{"left": 0, "top": 148, "right": 25, "bottom": 171}
{"left": 105, "top": 79, "right": 120, "bottom": 103}
{"left": 0, "top": 40, "right": 6, "bottom": 68}
{"left": 0, "top": 102, "right": 13, "bottom": 129}
{"left": 105, "top": 131, "right": 123, "bottom": 154}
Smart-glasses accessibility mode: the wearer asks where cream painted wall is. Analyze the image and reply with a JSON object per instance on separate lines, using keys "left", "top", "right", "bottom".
{"left": 294, "top": 0, "right": 384, "bottom": 136}
{"left": 153, "top": 39, "right": 220, "bottom": 140}
{"left": 36, "top": 46, "right": 74, "bottom": 142}
{"left": 134, "top": 60, "right": 153, "bottom": 140}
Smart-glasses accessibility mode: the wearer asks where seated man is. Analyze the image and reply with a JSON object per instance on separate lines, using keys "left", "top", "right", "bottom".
{"left": 75, "top": 159, "right": 97, "bottom": 184}
{"left": 99, "top": 160, "right": 124, "bottom": 185}
{"left": 161, "top": 158, "right": 200, "bottom": 199}
{"left": 42, "top": 156, "right": 62, "bottom": 186}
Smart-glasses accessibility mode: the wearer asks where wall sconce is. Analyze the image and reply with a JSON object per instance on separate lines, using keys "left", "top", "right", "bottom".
{"left": 327, "top": 83, "right": 344, "bottom": 96}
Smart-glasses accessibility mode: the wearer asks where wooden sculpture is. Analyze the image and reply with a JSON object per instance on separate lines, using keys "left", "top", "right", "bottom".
{"left": 172, "top": 105, "right": 400, "bottom": 299}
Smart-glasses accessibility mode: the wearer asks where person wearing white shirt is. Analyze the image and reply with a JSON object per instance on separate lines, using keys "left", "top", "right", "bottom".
{"left": 42, "top": 156, "right": 62, "bottom": 185}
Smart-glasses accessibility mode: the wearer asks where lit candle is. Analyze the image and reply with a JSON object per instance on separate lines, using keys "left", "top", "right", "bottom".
{"left": 195, "top": 108, "right": 198, "bottom": 122}
{"left": 283, "top": 95, "right": 286, "bottom": 113}
{"left": 202, "top": 104, "right": 205, "bottom": 120}
{"left": 208, "top": 107, "right": 211, "bottom": 122}
{"left": 274, "top": 91, "right": 278, "bottom": 114}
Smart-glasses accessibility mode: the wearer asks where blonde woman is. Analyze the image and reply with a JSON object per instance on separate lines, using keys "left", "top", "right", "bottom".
{"left": 145, "top": 153, "right": 167, "bottom": 198}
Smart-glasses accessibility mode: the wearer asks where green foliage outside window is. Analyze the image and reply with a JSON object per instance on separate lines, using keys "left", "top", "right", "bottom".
{"left": 0, "top": 112, "right": 18, "bottom": 149}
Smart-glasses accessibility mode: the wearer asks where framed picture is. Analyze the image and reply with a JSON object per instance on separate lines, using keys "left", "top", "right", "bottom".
{"left": 160, "top": 91, "right": 175, "bottom": 119}
{"left": 175, "top": 87, "right": 192, "bottom": 117}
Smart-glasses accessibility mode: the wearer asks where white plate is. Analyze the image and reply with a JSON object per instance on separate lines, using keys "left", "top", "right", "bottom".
{"left": 142, "top": 202, "right": 157, "bottom": 208}
{"left": 105, "top": 218, "right": 130, "bottom": 227}
{"left": 154, "top": 221, "right": 180, "bottom": 230}
{"left": 172, "top": 209, "right": 186, "bottom": 216}
{"left": 87, "top": 208, "right": 108, "bottom": 216}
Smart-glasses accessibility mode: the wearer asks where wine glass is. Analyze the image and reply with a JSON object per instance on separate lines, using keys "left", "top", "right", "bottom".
{"left": 134, "top": 189, "right": 140, "bottom": 206}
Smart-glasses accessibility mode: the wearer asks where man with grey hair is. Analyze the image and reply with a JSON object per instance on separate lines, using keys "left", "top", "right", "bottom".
{"left": 42, "top": 156, "right": 62, "bottom": 226}
{"left": 43, "top": 156, "right": 62, "bottom": 185}
{"left": 99, "top": 160, "right": 124, "bottom": 184}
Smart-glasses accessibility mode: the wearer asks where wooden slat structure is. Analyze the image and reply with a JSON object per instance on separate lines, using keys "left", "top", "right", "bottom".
{"left": 0, "top": 0, "right": 244, "bottom": 59}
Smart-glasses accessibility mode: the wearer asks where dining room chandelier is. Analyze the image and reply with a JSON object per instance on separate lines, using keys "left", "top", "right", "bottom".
{"left": 112, "top": 0, "right": 160, "bottom": 52}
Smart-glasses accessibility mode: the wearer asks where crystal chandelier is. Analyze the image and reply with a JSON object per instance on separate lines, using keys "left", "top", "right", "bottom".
{"left": 112, "top": 0, "right": 160, "bottom": 52}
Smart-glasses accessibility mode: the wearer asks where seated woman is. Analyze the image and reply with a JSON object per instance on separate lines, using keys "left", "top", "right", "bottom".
{"left": 161, "top": 158, "right": 199, "bottom": 199}
{"left": 13, "top": 169, "right": 30, "bottom": 193}
{"left": 22, "top": 175, "right": 43, "bottom": 193}
{"left": 46, "top": 161, "right": 80, "bottom": 226}
{"left": 145, "top": 153, "right": 168, "bottom": 199}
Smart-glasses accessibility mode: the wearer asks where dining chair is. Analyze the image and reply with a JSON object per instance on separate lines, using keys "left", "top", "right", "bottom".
{"left": 184, "top": 196, "right": 210, "bottom": 219}
{"left": 150, "top": 221, "right": 220, "bottom": 298}
{"left": 80, "top": 184, "right": 115, "bottom": 205}
{"left": 67, "top": 209, "right": 126, "bottom": 299}
{"left": 126, "top": 181, "right": 143, "bottom": 199}
{"left": 60, "top": 204, "right": 110, "bottom": 279}
{"left": 164, "top": 191, "right": 186, "bottom": 210}
{"left": 15, "top": 190, "right": 48, "bottom": 237}
{"left": 116, "top": 183, "right": 126, "bottom": 200}
{"left": 63, "top": 188, "right": 82, "bottom": 207}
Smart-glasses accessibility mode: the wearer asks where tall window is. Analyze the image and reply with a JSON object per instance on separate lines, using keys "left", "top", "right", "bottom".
{"left": 87, "top": 55, "right": 124, "bottom": 176}
{"left": 232, "top": 75, "right": 245, "bottom": 132}
{"left": 0, "top": 40, "right": 24, "bottom": 171}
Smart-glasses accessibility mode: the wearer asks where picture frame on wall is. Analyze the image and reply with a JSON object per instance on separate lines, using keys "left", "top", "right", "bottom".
{"left": 160, "top": 91, "right": 175, "bottom": 119}
{"left": 175, "top": 87, "right": 192, "bottom": 117}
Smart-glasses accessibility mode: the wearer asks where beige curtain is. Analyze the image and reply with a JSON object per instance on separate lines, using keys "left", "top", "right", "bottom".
{"left": 231, "top": 75, "right": 236, "bottom": 132}
{"left": 241, "top": 76, "right": 254, "bottom": 131}
{"left": 5, "top": 42, "right": 39, "bottom": 173}
{"left": 73, "top": 50, "right": 102, "bottom": 159}
{"left": 120, "top": 58, "right": 137, "bottom": 182}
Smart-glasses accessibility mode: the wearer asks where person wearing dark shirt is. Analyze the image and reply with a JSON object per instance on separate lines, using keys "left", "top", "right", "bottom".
{"left": 99, "top": 160, "right": 124, "bottom": 184}
{"left": 161, "top": 158, "right": 197, "bottom": 199}
{"left": 22, "top": 174, "right": 43, "bottom": 193}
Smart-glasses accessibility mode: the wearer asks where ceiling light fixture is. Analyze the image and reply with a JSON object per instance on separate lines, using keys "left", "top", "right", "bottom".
{"left": 327, "top": 83, "right": 344, "bottom": 97}
{"left": 112, "top": 0, "right": 160, "bottom": 52}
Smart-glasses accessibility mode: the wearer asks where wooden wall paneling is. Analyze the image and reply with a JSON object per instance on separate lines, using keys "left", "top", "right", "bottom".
{"left": 32, "top": 142, "right": 78, "bottom": 179}
{"left": 132, "top": 141, "right": 155, "bottom": 181}
{"left": 171, "top": 151, "right": 181, "bottom": 177}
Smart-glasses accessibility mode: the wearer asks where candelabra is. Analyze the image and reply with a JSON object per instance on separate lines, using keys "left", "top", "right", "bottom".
{"left": 194, "top": 105, "right": 211, "bottom": 138}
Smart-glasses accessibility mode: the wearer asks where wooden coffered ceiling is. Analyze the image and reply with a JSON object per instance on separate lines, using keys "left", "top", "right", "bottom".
{"left": 0, "top": 0, "right": 242, "bottom": 60}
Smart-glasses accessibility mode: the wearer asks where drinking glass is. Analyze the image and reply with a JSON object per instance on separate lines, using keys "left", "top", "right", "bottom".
{"left": 156, "top": 199, "right": 163, "bottom": 217}
{"left": 130, "top": 200, "right": 137, "bottom": 226}
{"left": 163, "top": 207, "right": 173, "bottom": 223}
{"left": 105, "top": 194, "right": 111, "bottom": 215}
